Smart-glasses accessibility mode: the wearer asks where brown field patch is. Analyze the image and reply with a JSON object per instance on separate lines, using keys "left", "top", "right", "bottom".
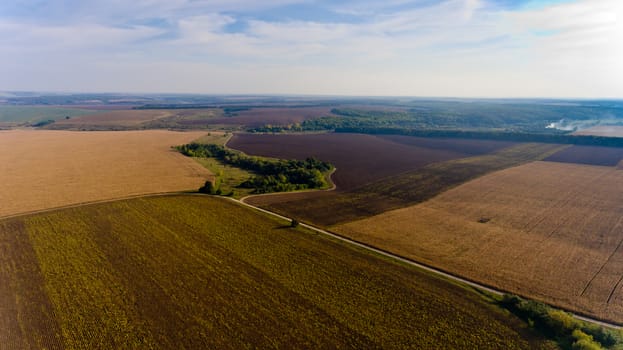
{"left": 574, "top": 126, "right": 623, "bottom": 137}
{"left": 243, "top": 141, "right": 559, "bottom": 227}
{"left": 0, "top": 130, "right": 211, "bottom": 217}
{"left": 229, "top": 133, "right": 515, "bottom": 191}
{"left": 544, "top": 145, "right": 623, "bottom": 166}
{"left": 335, "top": 161, "right": 623, "bottom": 323}
{"left": 378, "top": 135, "right": 518, "bottom": 155}
{"left": 208, "top": 106, "right": 332, "bottom": 127}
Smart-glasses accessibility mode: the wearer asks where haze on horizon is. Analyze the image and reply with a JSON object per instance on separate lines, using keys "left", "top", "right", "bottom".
{"left": 1, "top": 0, "right": 621, "bottom": 98}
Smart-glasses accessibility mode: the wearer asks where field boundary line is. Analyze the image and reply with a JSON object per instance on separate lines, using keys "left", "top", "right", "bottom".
{"left": 228, "top": 196, "right": 623, "bottom": 330}
{"left": 580, "top": 216, "right": 623, "bottom": 298}
{"left": 607, "top": 276, "right": 623, "bottom": 304}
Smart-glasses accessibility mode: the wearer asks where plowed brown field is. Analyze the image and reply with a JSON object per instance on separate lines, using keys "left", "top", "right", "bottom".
{"left": 336, "top": 161, "right": 623, "bottom": 323}
{"left": 229, "top": 133, "right": 516, "bottom": 190}
{"left": 0, "top": 130, "right": 211, "bottom": 217}
{"left": 544, "top": 145, "right": 623, "bottom": 167}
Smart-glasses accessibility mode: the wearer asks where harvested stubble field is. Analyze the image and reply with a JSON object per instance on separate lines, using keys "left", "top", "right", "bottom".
{"left": 0, "top": 195, "right": 552, "bottom": 349}
{"left": 250, "top": 143, "right": 563, "bottom": 227}
{"left": 229, "top": 133, "right": 516, "bottom": 191}
{"left": 336, "top": 161, "right": 623, "bottom": 324}
{"left": 0, "top": 130, "right": 211, "bottom": 218}
{"left": 544, "top": 145, "right": 623, "bottom": 167}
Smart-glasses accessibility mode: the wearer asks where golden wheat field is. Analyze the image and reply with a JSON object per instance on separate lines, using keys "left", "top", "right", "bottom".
{"left": 336, "top": 161, "right": 623, "bottom": 323}
{"left": 0, "top": 129, "right": 211, "bottom": 217}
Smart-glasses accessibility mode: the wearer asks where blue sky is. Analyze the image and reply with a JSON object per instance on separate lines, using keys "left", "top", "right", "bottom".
{"left": 0, "top": 0, "right": 621, "bottom": 97}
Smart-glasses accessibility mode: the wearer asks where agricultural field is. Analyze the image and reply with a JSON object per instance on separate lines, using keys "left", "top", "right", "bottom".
{"left": 0, "top": 195, "right": 553, "bottom": 349}
{"left": 336, "top": 160, "right": 623, "bottom": 324}
{"left": 0, "top": 129, "right": 211, "bottom": 218}
{"left": 544, "top": 145, "right": 623, "bottom": 167}
{"left": 247, "top": 142, "right": 563, "bottom": 226}
{"left": 0, "top": 106, "right": 100, "bottom": 127}
{"left": 228, "top": 133, "right": 517, "bottom": 190}
{"left": 48, "top": 109, "right": 223, "bottom": 130}
{"left": 574, "top": 126, "right": 623, "bottom": 137}
{"left": 208, "top": 106, "right": 332, "bottom": 128}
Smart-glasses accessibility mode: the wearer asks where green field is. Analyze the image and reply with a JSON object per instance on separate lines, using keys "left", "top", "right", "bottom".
{"left": 0, "top": 106, "right": 99, "bottom": 124}
{"left": 0, "top": 195, "right": 553, "bottom": 349}
{"left": 263, "top": 143, "right": 566, "bottom": 226}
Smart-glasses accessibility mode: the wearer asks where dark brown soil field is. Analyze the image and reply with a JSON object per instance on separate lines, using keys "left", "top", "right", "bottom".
{"left": 0, "top": 195, "right": 550, "bottom": 349}
{"left": 544, "top": 145, "right": 623, "bottom": 167}
{"left": 248, "top": 143, "right": 564, "bottom": 227}
{"left": 378, "top": 135, "right": 518, "bottom": 155}
{"left": 229, "top": 133, "right": 516, "bottom": 191}
{"left": 206, "top": 107, "right": 332, "bottom": 127}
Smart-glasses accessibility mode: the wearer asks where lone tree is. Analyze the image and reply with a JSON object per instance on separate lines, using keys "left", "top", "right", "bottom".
{"left": 291, "top": 219, "right": 299, "bottom": 228}
{"left": 199, "top": 180, "right": 215, "bottom": 194}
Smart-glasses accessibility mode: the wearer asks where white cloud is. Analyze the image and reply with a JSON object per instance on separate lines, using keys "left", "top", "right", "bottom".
{"left": 0, "top": 0, "right": 621, "bottom": 97}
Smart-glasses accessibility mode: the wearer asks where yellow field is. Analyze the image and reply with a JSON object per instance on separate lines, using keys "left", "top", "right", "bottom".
{"left": 336, "top": 161, "right": 623, "bottom": 323}
{"left": 0, "top": 129, "right": 211, "bottom": 217}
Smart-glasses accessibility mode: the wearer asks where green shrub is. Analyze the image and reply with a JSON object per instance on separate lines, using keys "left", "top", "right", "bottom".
{"left": 572, "top": 329, "right": 602, "bottom": 350}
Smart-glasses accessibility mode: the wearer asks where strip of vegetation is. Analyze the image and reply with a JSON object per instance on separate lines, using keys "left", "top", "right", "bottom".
{"left": 30, "top": 119, "right": 55, "bottom": 127}
{"left": 175, "top": 143, "right": 332, "bottom": 194}
{"left": 335, "top": 127, "right": 623, "bottom": 147}
{"left": 499, "top": 294, "right": 621, "bottom": 349}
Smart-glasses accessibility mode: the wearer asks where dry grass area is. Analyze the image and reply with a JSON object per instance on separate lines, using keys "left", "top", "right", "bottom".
{"left": 0, "top": 129, "right": 211, "bottom": 217}
{"left": 574, "top": 126, "right": 623, "bottom": 137}
{"left": 336, "top": 161, "right": 623, "bottom": 323}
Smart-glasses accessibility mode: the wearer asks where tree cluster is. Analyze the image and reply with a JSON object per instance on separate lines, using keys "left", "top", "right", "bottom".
{"left": 176, "top": 143, "right": 332, "bottom": 194}
{"left": 499, "top": 294, "right": 618, "bottom": 349}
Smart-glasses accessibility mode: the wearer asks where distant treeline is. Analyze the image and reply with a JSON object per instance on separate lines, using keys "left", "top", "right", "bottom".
{"left": 176, "top": 143, "right": 332, "bottom": 193}
{"left": 250, "top": 104, "right": 623, "bottom": 135}
{"left": 135, "top": 104, "right": 226, "bottom": 110}
{"left": 335, "top": 127, "right": 623, "bottom": 148}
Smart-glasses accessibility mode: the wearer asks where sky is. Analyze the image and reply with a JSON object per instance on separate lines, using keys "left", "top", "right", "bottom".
{"left": 0, "top": 0, "right": 621, "bottom": 98}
